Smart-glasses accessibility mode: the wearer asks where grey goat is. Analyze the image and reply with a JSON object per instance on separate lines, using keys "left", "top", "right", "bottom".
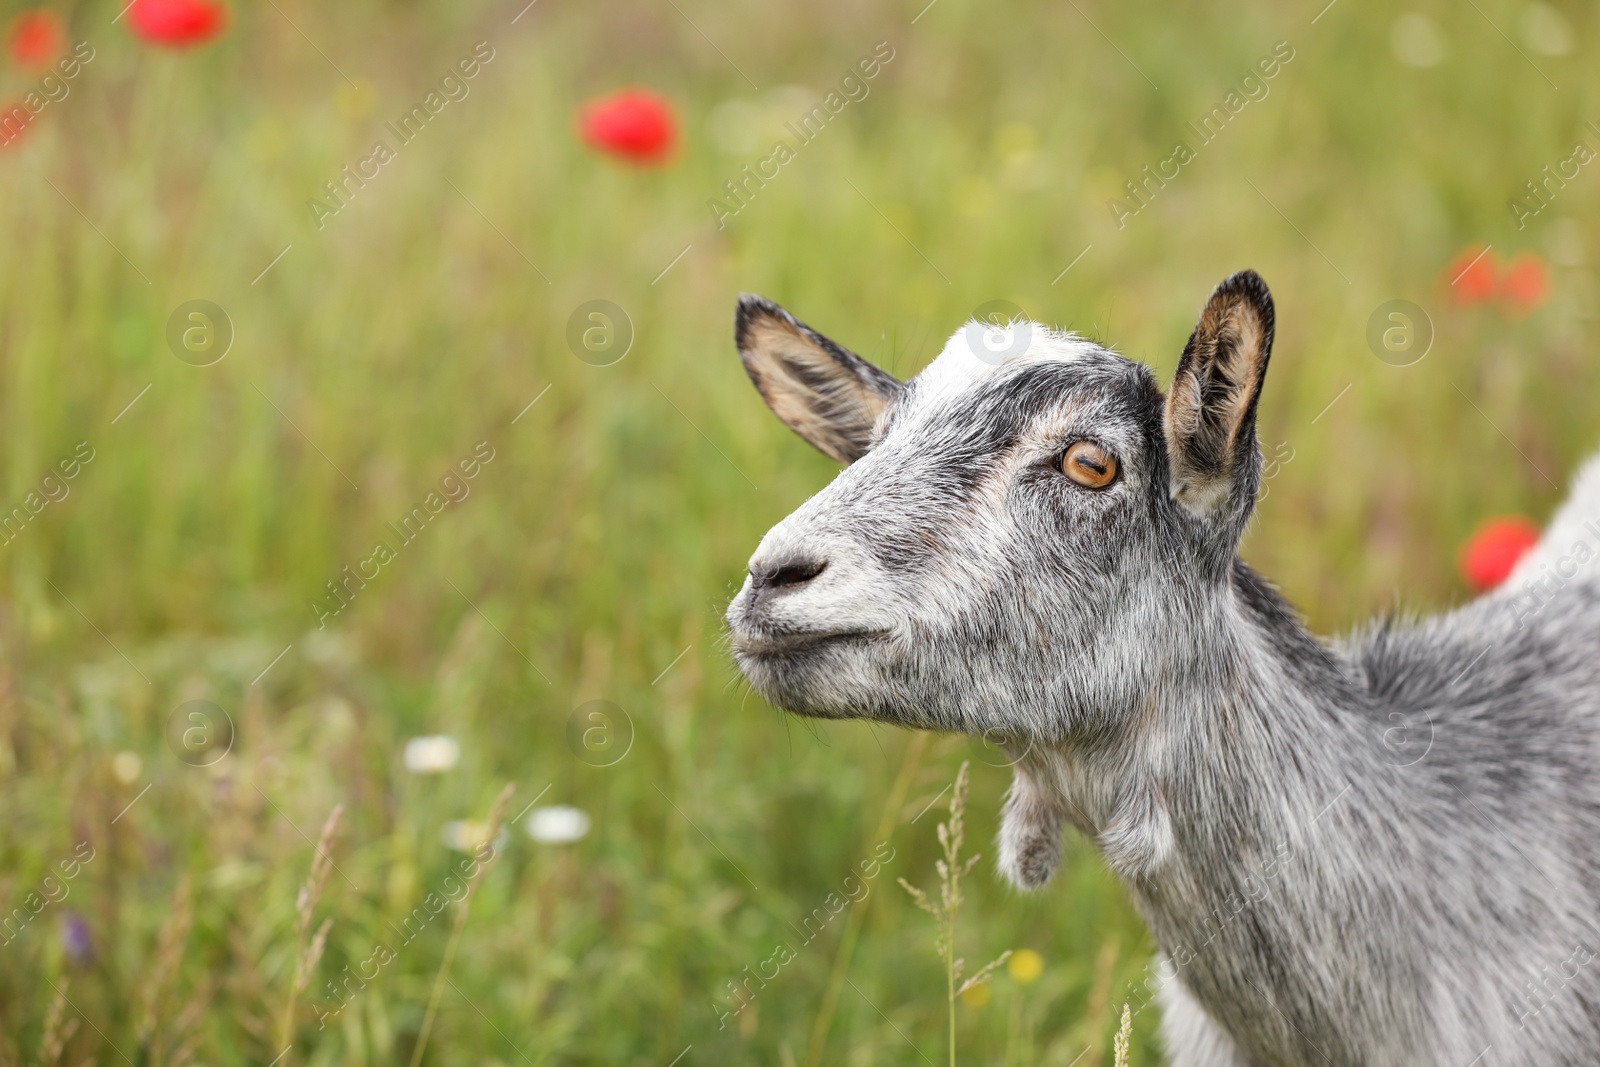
{"left": 725, "top": 270, "right": 1600, "bottom": 1066}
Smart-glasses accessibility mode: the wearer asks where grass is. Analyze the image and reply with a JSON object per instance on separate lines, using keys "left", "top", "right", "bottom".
{"left": 1, "top": 0, "right": 1596, "bottom": 1062}
{"left": 898, "top": 762, "right": 1014, "bottom": 1067}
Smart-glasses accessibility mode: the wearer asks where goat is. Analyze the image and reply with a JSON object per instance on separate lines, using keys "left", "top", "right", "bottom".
{"left": 724, "top": 270, "right": 1600, "bottom": 1066}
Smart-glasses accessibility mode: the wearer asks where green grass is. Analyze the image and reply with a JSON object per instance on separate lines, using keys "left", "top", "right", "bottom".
{"left": 1, "top": 0, "right": 1597, "bottom": 1062}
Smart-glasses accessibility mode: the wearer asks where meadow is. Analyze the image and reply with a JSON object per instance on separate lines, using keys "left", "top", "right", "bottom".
{"left": 1, "top": 0, "right": 1597, "bottom": 1063}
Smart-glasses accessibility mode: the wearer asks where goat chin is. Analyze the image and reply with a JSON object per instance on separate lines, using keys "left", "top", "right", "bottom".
{"left": 730, "top": 642, "right": 877, "bottom": 722}
{"left": 727, "top": 620, "right": 940, "bottom": 724}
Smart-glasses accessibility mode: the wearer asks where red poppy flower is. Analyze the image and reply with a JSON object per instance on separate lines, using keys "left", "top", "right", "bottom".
{"left": 1458, "top": 515, "right": 1540, "bottom": 592}
{"left": 1444, "top": 245, "right": 1497, "bottom": 306}
{"left": 9, "top": 10, "right": 64, "bottom": 69}
{"left": 578, "top": 89, "right": 678, "bottom": 165}
{"left": 127, "top": 0, "right": 227, "bottom": 48}
{"left": 1499, "top": 253, "right": 1549, "bottom": 313}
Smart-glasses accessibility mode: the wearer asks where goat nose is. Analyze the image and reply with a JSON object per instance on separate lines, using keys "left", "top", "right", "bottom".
{"left": 749, "top": 556, "right": 828, "bottom": 595}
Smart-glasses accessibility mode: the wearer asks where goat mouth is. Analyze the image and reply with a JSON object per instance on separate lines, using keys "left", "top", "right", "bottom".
{"left": 733, "top": 629, "right": 887, "bottom": 656}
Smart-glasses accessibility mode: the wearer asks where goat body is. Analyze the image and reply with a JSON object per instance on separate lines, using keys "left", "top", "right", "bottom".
{"left": 726, "top": 273, "right": 1600, "bottom": 1065}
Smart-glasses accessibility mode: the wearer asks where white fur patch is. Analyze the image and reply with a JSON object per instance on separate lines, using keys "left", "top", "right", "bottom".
{"left": 1504, "top": 449, "right": 1600, "bottom": 592}
{"left": 907, "top": 322, "right": 1099, "bottom": 418}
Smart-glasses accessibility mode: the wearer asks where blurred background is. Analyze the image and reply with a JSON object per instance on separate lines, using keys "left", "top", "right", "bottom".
{"left": 0, "top": 0, "right": 1594, "bottom": 1063}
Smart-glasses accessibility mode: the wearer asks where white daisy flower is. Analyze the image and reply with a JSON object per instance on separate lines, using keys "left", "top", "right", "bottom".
{"left": 403, "top": 735, "right": 460, "bottom": 774}
{"left": 525, "top": 805, "right": 590, "bottom": 844}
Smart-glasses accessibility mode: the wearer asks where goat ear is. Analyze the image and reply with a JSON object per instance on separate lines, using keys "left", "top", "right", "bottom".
{"left": 1164, "top": 270, "right": 1275, "bottom": 516}
{"left": 735, "top": 295, "right": 902, "bottom": 464}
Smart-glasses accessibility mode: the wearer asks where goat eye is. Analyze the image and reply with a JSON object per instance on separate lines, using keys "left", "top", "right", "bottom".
{"left": 1061, "top": 441, "right": 1118, "bottom": 488}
